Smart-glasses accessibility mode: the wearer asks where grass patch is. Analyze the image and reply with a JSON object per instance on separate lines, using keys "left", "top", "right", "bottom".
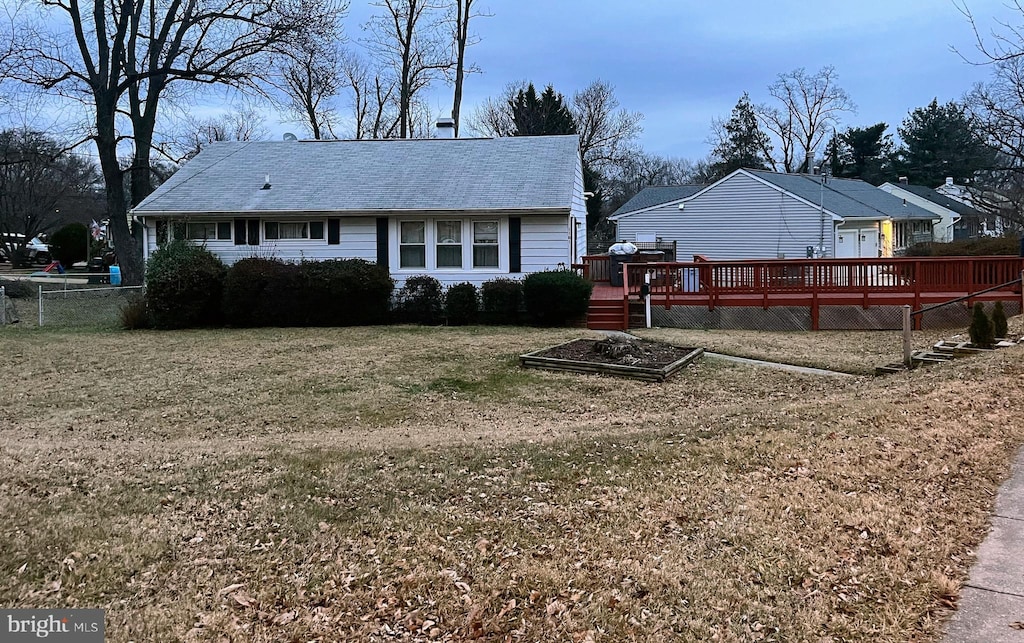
{"left": 1, "top": 323, "right": 1023, "bottom": 641}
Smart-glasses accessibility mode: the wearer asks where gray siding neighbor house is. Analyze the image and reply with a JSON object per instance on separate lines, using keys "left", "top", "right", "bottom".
{"left": 132, "top": 135, "right": 587, "bottom": 286}
{"left": 609, "top": 169, "right": 938, "bottom": 260}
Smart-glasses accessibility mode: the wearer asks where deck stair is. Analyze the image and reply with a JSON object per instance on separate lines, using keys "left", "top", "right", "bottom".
{"left": 586, "top": 298, "right": 627, "bottom": 330}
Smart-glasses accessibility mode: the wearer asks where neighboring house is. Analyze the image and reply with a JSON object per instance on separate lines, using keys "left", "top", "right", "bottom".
{"left": 879, "top": 180, "right": 991, "bottom": 244}
{"left": 933, "top": 177, "right": 1006, "bottom": 237}
{"left": 611, "top": 185, "right": 705, "bottom": 218}
{"left": 131, "top": 131, "right": 587, "bottom": 286}
{"left": 610, "top": 168, "right": 939, "bottom": 260}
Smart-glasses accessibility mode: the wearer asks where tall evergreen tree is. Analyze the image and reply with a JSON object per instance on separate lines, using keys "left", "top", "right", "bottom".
{"left": 825, "top": 122, "right": 892, "bottom": 184}
{"left": 710, "top": 93, "right": 772, "bottom": 179}
{"left": 509, "top": 84, "right": 577, "bottom": 136}
{"left": 895, "top": 99, "right": 996, "bottom": 187}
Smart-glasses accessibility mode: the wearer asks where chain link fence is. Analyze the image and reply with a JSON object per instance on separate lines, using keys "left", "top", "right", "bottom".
{"left": 36, "top": 284, "right": 144, "bottom": 328}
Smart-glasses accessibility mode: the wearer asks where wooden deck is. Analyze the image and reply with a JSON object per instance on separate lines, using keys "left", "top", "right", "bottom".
{"left": 582, "top": 255, "right": 1024, "bottom": 331}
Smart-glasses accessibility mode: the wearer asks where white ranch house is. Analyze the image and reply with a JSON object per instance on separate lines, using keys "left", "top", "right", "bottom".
{"left": 132, "top": 133, "right": 587, "bottom": 285}
{"left": 609, "top": 169, "right": 939, "bottom": 260}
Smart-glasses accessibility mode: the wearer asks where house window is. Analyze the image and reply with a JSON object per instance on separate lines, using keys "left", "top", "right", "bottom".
{"left": 473, "top": 221, "right": 499, "bottom": 268}
{"left": 400, "top": 221, "right": 426, "bottom": 268}
{"left": 186, "top": 222, "right": 231, "bottom": 241}
{"left": 436, "top": 220, "right": 462, "bottom": 268}
{"left": 310, "top": 221, "right": 325, "bottom": 240}
{"left": 265, "top": 221, "right": 310, "bottom": 240}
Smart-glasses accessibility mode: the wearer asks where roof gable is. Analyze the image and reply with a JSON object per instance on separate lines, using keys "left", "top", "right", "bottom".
{"left": 610, "top": 185, "right": 704, "bottom": 218}
{"left": 134, "top": 136, "right": 581, "bottom": 214}
{"left": 882, "top": 182, "right": 987, "bottom": 218}
{"left": 746, "top": 170, "right": 937, "bottom": 221}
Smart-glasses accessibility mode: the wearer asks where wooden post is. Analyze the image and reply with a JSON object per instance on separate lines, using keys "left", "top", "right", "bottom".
{"left": 903, "top": 305, "right": 913, "bottom": 369}
{"left": 645, "top": 270, "right": 652, "bottom": 329}
{"left": 621, "top": 263, "right": 630, "bottom": 331}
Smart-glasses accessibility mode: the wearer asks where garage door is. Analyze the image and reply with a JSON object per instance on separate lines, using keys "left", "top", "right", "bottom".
{"left": 835, "top": 225, "right": 879, "bottom": 259}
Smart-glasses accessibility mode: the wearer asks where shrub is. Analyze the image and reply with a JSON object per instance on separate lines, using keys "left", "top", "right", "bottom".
{"left": 523, "top": 269, "right": 593, "bottom": 327}
{"left": 50, "top": 223, "right": 89, "bottom": 266}
{"left": 481, "top": 278, "right": 523, "bottom": 325}
{"left": 222, "top": 258, "right": 393, "bottom": 327}
{"left": 969, "top": 302, "right": 995, "bottom": 348}
{"left": 119, "top": 297, "right": 150, "bottom": 330}
{"left": 223, "top": 258, "right": 300, "bottom": 327}
{"left": 445, "top": 282, "right": 479, "bottom": 326}
{"left": 394, "top": 275, "right": 444, "bottom": 325}
{"left": 145, "top": 240, "right": 226, "bottom": 329}
{"left": 0, "top": 277, "right": 33, "bottom": 299}
{"left": 992, "top": 300, "right": 1009, "bottom": 339}
{"left": 907, "top": 235, "right": 1021, "bottom": 257}
{"left": 298, "top": 259, "right": 393, "bottom": 326}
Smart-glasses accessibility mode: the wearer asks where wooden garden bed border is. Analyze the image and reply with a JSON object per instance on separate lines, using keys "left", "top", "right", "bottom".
{"left": 520, "top": 341, "right": 704, "bottom": 382}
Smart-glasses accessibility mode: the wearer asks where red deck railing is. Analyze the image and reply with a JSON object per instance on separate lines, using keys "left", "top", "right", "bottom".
{"left": 581, "top": 255, "right": 1024, "bottom": 330}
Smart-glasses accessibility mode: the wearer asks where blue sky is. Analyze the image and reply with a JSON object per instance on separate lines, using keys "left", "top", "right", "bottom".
{"left": 337, "top": 0, "right": 1016, "bottom": 160}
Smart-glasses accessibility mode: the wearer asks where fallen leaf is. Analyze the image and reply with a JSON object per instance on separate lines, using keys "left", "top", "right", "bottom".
{"left": 217, "top": 583, "right": 245, "bottom": 597}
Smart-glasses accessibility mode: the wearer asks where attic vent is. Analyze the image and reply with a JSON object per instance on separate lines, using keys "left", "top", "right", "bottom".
{"left": 261, "top": 174, "right": 271, "bottom": 190}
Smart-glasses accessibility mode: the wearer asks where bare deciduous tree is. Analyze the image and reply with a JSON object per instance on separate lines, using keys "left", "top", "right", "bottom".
{"left": 174, "top": 107, "right": 270, "bottom": 160}
{"left": 572, "top": 80, "right": 643, "bottom": 172}
{"left": 274, "top": 40, "right": 344, "bottom": 140}
{"left": 364, "top": 0, "right": 453, "bottom": 139}
{"left": 465, "top": 80, "right": 523, "bottom": 137}
{"left": 14, "top": 0, "right": 345, "bottom": 284}
{"left": 0, "top": 129, "right": 98, "bottom": 265}
{"left": 756, "top": 66, "right": 855, "bottom": 173}
{"left": 335, "top": 50, "right": 402, "bottom": 139}
{"left": 449, "top": 0, "right": 488, "bottom": 137}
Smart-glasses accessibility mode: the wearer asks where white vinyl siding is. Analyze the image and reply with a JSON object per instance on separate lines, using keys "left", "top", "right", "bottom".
{"left": 143, "top": 213, "right": 574, "bottom": 286}
{"left": 521, "top": 216, "right": 571, "bottom": 273}
{"left": 144, "top": 216, "right": 377, "bottom": 265}
{"left": 570, "top": 154, "right": 588, "bottom": 259}
{"left": 614, "top": 173, "right": 837, "bottom": 260}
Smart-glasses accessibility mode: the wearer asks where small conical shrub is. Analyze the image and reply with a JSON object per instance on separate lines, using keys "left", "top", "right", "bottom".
{"left": 969, "top": 302, "right": 995, "bottom": 348}
{"left": 992, "top": 300, "right": 1009, "bottom": 339}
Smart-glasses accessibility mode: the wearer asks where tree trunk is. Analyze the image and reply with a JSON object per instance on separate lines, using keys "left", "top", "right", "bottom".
{"left": 451, "top": 0, "right": 467, "bottom": 137}
{"left": 94, "top": 106, "right": 142, "bottom": 284}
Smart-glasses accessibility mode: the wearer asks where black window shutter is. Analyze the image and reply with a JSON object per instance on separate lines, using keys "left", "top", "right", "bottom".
{"left": 246, "top": 220, "right": 260, "bottom": 246}
{"left": 327, "top": 218, "right": 341, "bottom": 245}
{"left": 509, "top": 217, "right": 521, "bottom": 273}
{"left": 234, "top": 220, "right": 246, "bottom": 245}
{"left": 376, "top": 217, "right": 389, "bottom": 267}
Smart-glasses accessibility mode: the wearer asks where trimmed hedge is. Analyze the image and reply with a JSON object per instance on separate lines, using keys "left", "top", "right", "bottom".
{"left": 221, "top": 257, "right": 393, "bottom": 327}
{"left": 394, "top": 275, "right": 444, "bottom": 325}
{"left": 481, "top": 278, "right": 523, "bottom": 325}
{"left": 445, "top": 282, "right": 479, "bottom": 326}
{"left": 145, "top": 240, "right": 226, "bottom": 329}
{"left": 300, "top": 259, "right": 393, "bottom": 326}
{"left": 222, "top": 258, "right": 299, "bottom": 327}
{"left": 523, "top": 269, "right": 593, "bottom": 326}
{"left": 906, "top": 235, "right": 1021, "bottom": 257}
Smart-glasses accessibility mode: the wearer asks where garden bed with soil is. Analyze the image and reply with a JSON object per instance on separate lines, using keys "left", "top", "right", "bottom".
{"left": 521, "top": 336, "right": 703, "bottom": 381}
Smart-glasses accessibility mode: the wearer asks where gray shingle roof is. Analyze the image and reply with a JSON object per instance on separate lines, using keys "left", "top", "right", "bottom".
{"left": 748, "top": 170, "right": 938, "bottom": 221}
{"left": 133, "top": 136, "right": 581, "bottom": 215}
{"left": 610, "top": 185, "right": 704, "bottom": 217}
{"left": 887, "top": 183, "right": 988, "bottom": 218}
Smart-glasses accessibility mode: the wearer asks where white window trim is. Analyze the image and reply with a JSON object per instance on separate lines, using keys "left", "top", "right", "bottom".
{"left": 391, "top": 217, "right": 508, "bottom": 273}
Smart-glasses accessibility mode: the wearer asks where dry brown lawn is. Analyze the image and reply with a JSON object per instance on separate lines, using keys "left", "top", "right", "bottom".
{"left": 1, "top": 323, "right": 1023, "bottom": 642}
{"left": 634, "top": 327, "right": 958, "bottom": 375}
